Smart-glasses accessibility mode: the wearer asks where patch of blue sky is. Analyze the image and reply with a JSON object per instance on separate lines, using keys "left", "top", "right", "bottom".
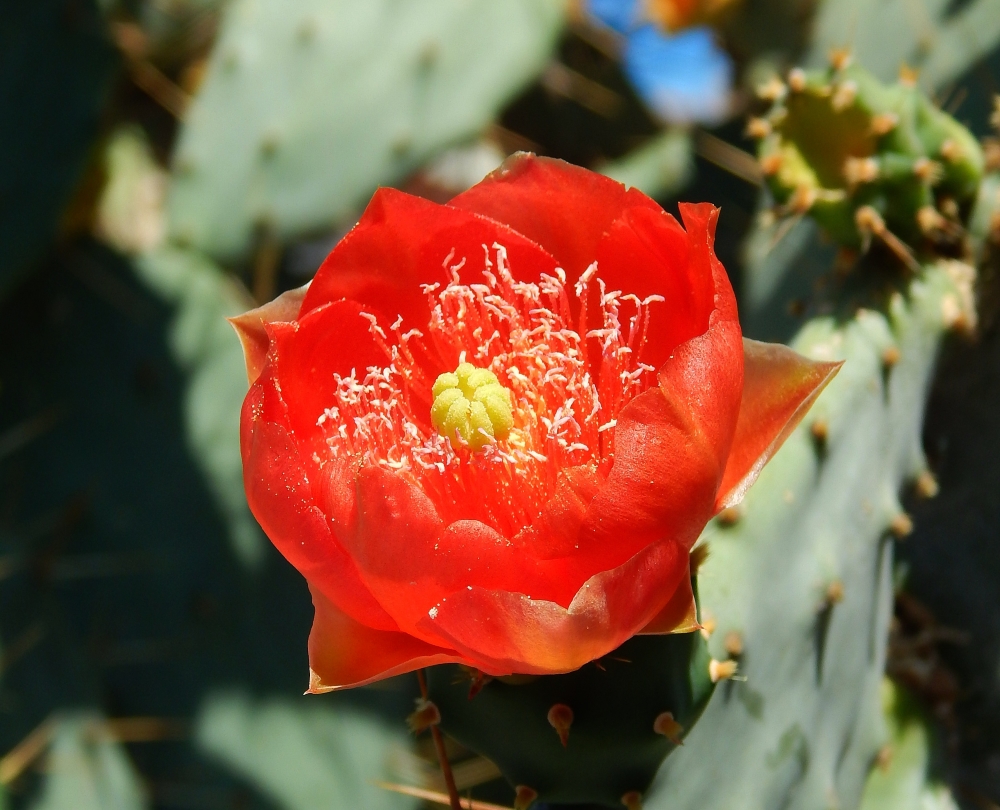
{"left": 586, "top": 0, "right": 643, "bottom": 33}
{"left": 624, "top": 25, "right": 732, "bottom": 124}
{"left": 585, "top": 1, "right": 733, "bottom": 125}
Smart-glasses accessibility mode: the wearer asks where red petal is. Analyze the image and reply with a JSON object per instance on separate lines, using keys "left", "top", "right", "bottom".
{"left": 241, "top": 334, "right": 397, "bottom": 632}
{"left": 265, "top": 300, "right": 387, "bottom": 452}
{"left": 229, "top": 283, "right": 308, "bottom": 385}
{"left": 450, "top": 153, "right": 662, "bottom": 282}
{"left": 453, "top": 159, "right": 737, "bottom": 372}
{"left": 591, "top": 202, "right": 730, "bottom": 375}
{"left": 242, "top": 399, "right": 397, "bottom": 631}
{"left": 418, "top": 535, "right": 690, "bottom": 675}
{"left": 307, "top": 586, "right": 463, "bottom": 692}
{"left": 715, "top": 339, "right": 843, "bottom": 510}
{"left": 336, "top": 466, "right": 564, "bottom": 641}
{"left": 575, "top": 316, "right": 743, "bottom": 574}
{"left": 301, "top": 187, "right": 560, "bottom": 327}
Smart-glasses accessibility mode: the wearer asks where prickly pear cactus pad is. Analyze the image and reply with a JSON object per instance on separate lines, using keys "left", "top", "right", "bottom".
{"left": 753, "top": 60, "right": 984, "bottom": 249}
{"left": 166, "top": 0, "right": 565, "bottom": 259}
{"left": 427, "top": 584, "right": 715, "bottom": 808}
{"left": 643, "top": 261, "right": 974, "bottom": 810}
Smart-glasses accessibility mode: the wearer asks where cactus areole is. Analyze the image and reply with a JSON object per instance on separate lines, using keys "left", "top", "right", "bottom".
{"left": 231, "top": 154, "right": 840, "bottom": 690}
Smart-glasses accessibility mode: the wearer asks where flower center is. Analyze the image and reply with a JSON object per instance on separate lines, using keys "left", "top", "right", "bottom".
{"left": 430, "top": 362, "right": 514, "bottom": 451}
{"left": 314, "top": 243, "right": 663, "bottom": 534}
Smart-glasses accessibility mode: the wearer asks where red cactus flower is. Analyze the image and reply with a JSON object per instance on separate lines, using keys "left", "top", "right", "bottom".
{"left": 232, "top": 154, "right": 839, "bottom": 691}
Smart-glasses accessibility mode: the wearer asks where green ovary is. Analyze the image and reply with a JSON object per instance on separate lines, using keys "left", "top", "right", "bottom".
{"left": 430, "top": 362, "right": 514, "bottom": 451}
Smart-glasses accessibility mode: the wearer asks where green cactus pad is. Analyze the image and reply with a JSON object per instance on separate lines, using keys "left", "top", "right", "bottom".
{"left": 643, "top": 260, "right": 974, "bottom": 810}
{"left": 755, "top": 62, "right": 983, "bottom": 248}
{"left": 166, "top": 0, "right": 564, "bottom": 259}
{"left": 427, "top": 606, "right": 714, "bottom": 808}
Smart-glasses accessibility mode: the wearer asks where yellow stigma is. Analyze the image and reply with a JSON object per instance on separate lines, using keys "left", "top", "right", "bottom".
{"left": 430, "top": 362, "right": 514, "bottom": 451}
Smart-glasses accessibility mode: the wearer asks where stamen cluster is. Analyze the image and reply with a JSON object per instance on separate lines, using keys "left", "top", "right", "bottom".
{"left": 314, "top": 243, "right": 663, "bottom": 534}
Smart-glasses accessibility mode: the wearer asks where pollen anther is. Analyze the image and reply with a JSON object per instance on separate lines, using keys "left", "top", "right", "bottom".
{"left": 431, "top": 362, "right": 514, "bottom": 451}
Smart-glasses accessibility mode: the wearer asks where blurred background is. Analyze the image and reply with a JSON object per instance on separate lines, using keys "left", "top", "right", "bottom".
{"left": 3, "top": 0, "right": 1000, "bottom": 808}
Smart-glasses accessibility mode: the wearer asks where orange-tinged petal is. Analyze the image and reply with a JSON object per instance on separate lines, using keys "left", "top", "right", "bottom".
{"left": 715, "top": 339, "right": 843, "bottom": 510}
{"left": 338, "top": 465, "right": 565, "bottom": 640}
{"left": 418, "top": 534, "right": 690, "bottom": 675}
{"left": 307, "top": 586, "right": 463, "bottom": 692}
{"left": 229, "top": 283, "right": 308, "bottom": 385}
{"left": 638, "top": 574, "right": 700, "bottom": 635}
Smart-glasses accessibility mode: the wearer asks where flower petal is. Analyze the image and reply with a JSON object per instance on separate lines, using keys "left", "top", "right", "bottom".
{"left": 450, "top": 153, "right": 662, "bottom": 283}
{"left": 265, "top": 299, "right": 387, "bottom": 451}
{"left": 638, "top": 573, "right": 699, "bottom": 634}
{"left": 337, "top": 465, "right": 565, "bottom": 640}
{"left": 715, "top": 339, "right": 843, "bottom": 510}
{"left": 307, "top": 585, "right": 463, "bottom": 692}
{"left": 418, "top": 534, "right": 690, "bottom": 675}
{"left": 301, "top": 186, "right": 560, "bottom": 325}
{"left": 229, "top": 282, "right": 309, "bottom": 385}
{"left": 241, "top": 331, "right": 397, "bottom": 632}
{"left": 575, "top": 316, "right": 743, "bottom": 573}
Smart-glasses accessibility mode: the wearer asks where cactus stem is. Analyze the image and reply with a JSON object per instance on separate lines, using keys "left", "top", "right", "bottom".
{"left": 416, "top": 670, "right": 462, "bottom": 810}
{"left": 915, "top": 470, "right": 939, "bottom": 499}
{"left": 787, "top": 67, "right": 806, "bottom": 93}
{"left": 653, "top": 711, "right": 685, "bottom": 744}
{"left": 547, "top": 704, "right": 574, "bottom": 747}
{"left": 621, "top": 790, "right": 644, "bottom": 810}
{"left": 514, "top": 785, "right": 538, "bottom": 810}
{"left": 745, "top": 117, "right": 772, "bottom": 139}
{"left": 831, "top": 81, "right": 857, "bottom": 112}
{"left": 700, "top": 615, "right": 717, "bottom": 640}
{"left": 890, "top": 513, "right": 914, "bottom": 539}
{"left": 709, "top": 659, "right": 738, "bottom": 682}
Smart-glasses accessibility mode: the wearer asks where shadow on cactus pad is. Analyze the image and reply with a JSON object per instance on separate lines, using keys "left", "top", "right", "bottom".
{"left": 427, "top": 611, "right": 714, "bottom": 808}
